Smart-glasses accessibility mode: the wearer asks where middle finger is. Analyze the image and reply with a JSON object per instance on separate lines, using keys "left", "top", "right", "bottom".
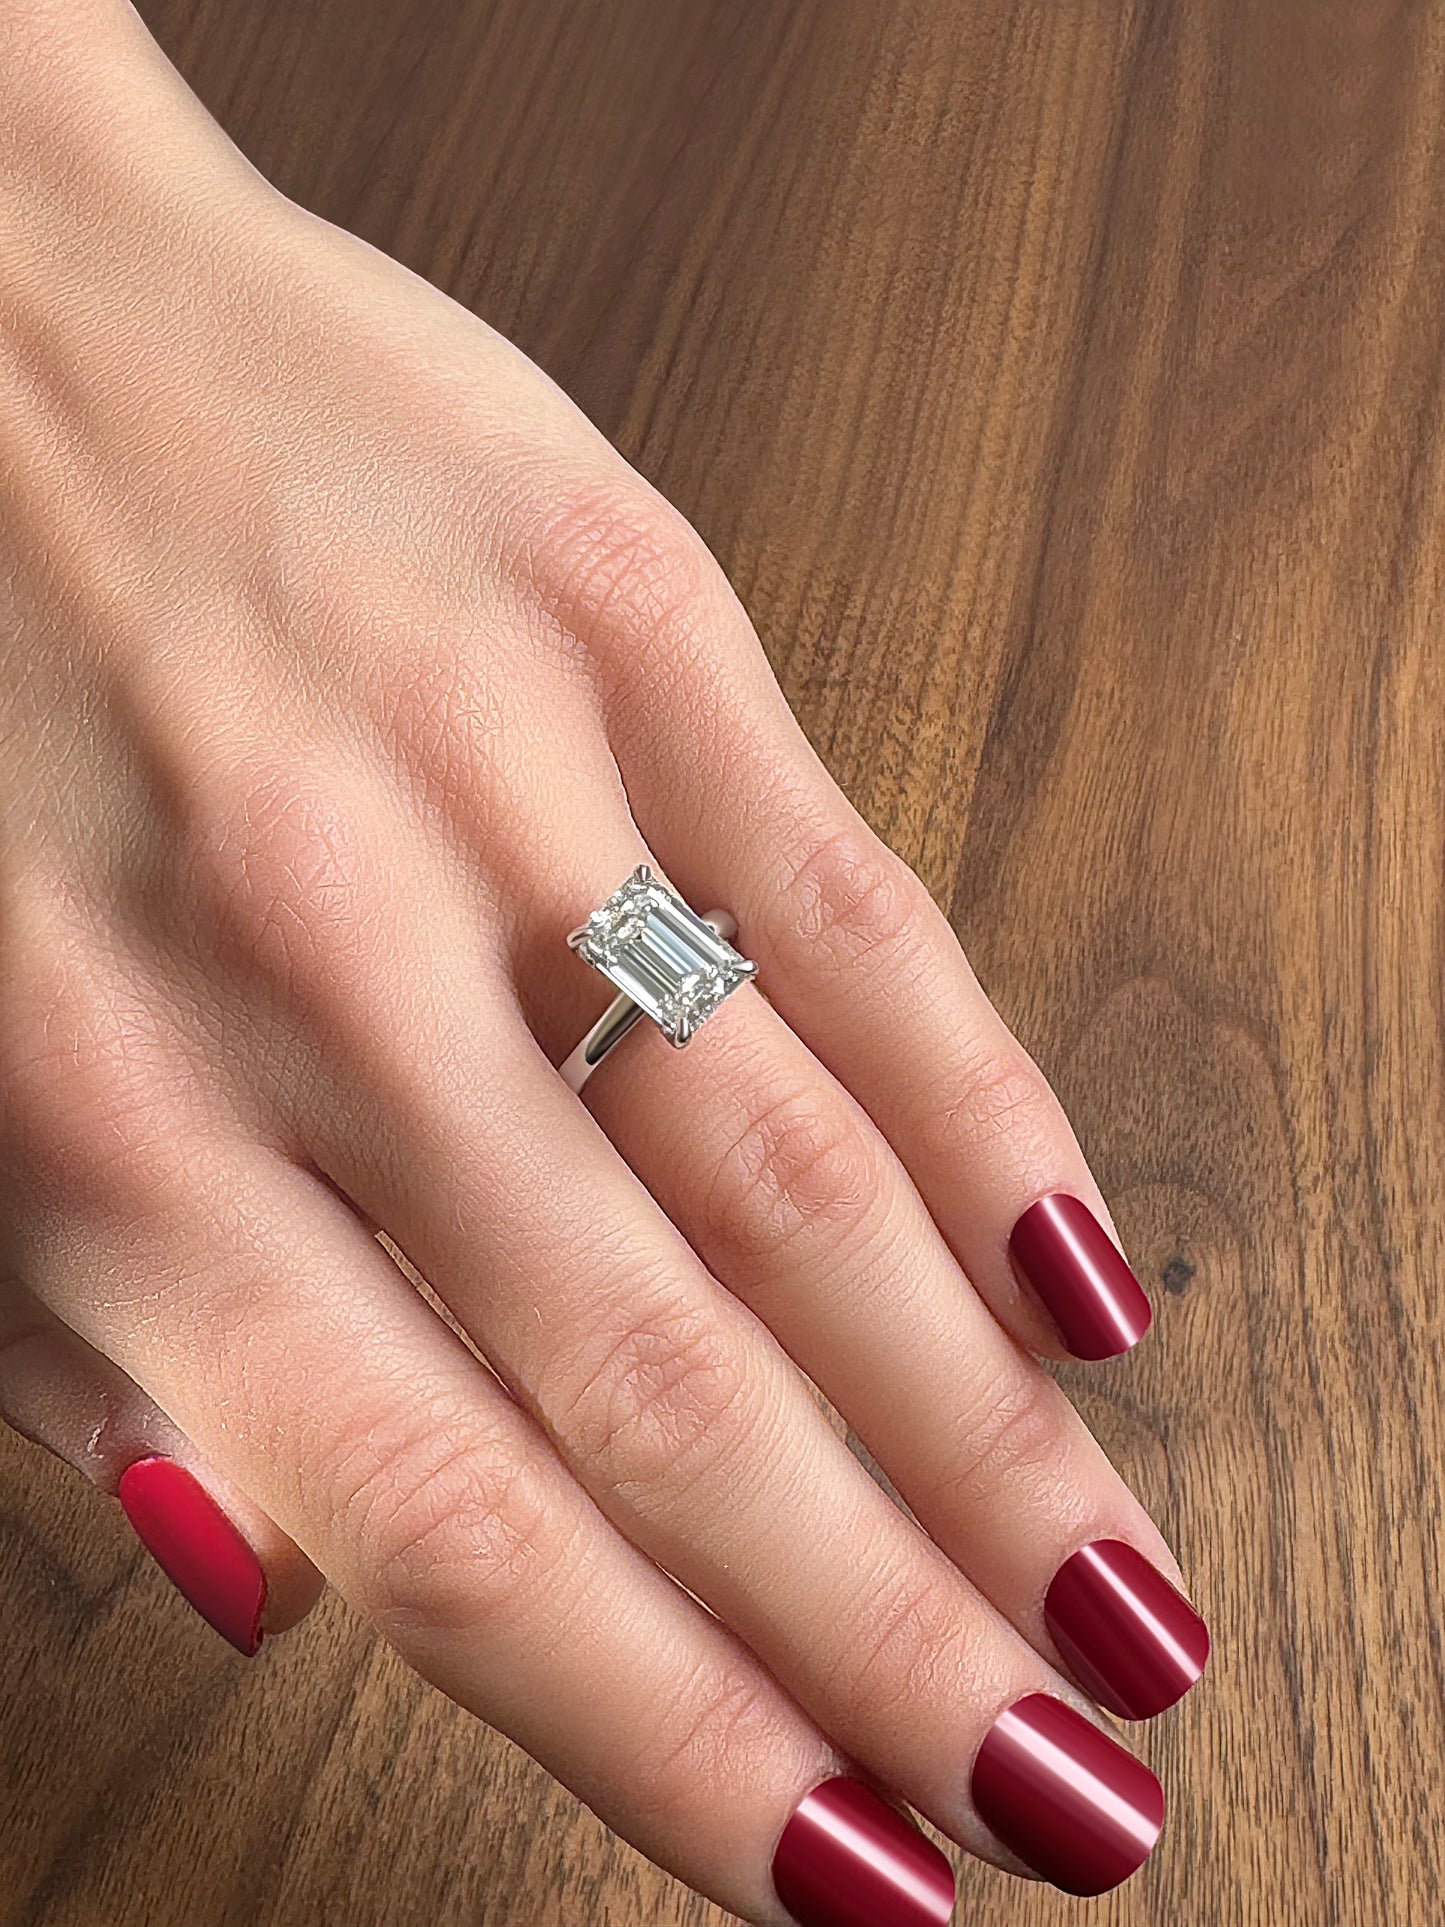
{"left": 578, "top": 977, "right": 1209, "bottom": 1726}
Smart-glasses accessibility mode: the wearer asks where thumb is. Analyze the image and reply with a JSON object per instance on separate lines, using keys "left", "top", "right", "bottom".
{"left": 0, "top": 1278, "right": 325, "bottom": 1653}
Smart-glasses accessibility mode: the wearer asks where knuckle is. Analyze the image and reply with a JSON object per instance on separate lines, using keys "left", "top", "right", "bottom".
{"left": 930, "top": 1365, "right": 1059, "bottom": 1514}
{"left": 627, "top": 1662, "right": 783, "bottom": 1823}
{"left": 178, "top": 751, "right": 390, "bottom": 1018}
{"left": 929, "top": 1046, "right": 1055, "bottom": 1158}
{"left": 558, "top": 1292, "right": 758, "bottom": 1506}
{"left": 779, "top": 826, "right": 932, "bottom": 977}
{"left": 528, "top": 477, "right": 713, "bottom": 669}
{"left": 845, "top": 1555, "right": 970, "bottom": 1719}
{"left": 702, "top": 1076, "right": 886, "bottom": 1265}
{"left": 343, "top": 1414, "right": 556, "bottom": 1641}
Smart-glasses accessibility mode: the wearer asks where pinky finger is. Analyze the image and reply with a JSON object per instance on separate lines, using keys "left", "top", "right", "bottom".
{"left": 0, "top": 1278, "right": 324, "bottom": 1653}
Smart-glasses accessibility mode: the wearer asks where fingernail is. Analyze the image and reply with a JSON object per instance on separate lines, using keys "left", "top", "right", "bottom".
{"left": 772, "top": 1776, "right": 955, "bottom": 1927}
{"left": 1008, "top": 1193, "right": 1152, "bottom": 1359}
{"left": 1045, "top": 1539, "right": 1210, "bottom": 1719}
{"left": 117, "top": 1456, "right": 266, "bottom": 1656}
{"left": 970, "top": 1693, "right": 1163, "bottom": 1894}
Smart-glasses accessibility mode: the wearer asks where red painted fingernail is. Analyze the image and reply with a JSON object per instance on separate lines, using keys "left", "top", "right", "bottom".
{"left": 117, "top": 1456, "right": 266, "bottom": 1656}
{"left": 970, "top": 1693, "right": 1163, "bottom": 1894}
{"left": 772, "top": 1777, "right": 955, "bottom": 1927}
{"left": 1045, "top": 1539, "right": 1210, "bottom": 1719}
{"left": 1008, "top": 1193, "right": 1152, "bottom": 1358}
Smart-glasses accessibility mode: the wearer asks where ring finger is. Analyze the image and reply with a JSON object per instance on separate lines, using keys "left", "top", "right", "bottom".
{"left": 577, "top": 491, "right": 1155, "bottom": 1365}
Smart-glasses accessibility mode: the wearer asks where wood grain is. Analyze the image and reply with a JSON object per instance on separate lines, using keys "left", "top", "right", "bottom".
{"left": 5, "top": 0, "right": 1444, "bottom": 1921}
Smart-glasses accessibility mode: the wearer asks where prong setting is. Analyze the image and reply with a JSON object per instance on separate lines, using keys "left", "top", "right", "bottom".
{"left": 569, "top": 867, "right": 754, "bottom": 1047}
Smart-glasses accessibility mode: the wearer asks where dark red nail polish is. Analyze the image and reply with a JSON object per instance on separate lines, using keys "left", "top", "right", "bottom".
{"left": 117, "top": 1456, "right": 266, "bottom": 1656}
{"left": 1045, "top": 1539, "right": 1210, "bottom": 1719}
{"left": 1008, "top": 1193, "right": 1152, "bottom": 1359}
{"left": 970, "top": 1693, "right": 1163, "bottom": 1894}
{"left": 772, "top": 1777, "right": 955, "bottom": 1927}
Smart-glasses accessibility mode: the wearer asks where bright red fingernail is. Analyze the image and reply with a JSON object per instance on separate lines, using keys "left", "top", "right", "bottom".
{"left": 117, "top": 1456, "right": 266, "bottom": 1657}
{"left": 970, "top": 1693, "right": 1163, "bottom": 1894}
{"left": 1008, "top": 1193, "right": 1152, "bottom": 1359}
{"left": 1045, "top": 1539, "right": 1210, "bottom": 1719}
{"left": 772, "top": 1777, "right": 955, "bottom": 1927}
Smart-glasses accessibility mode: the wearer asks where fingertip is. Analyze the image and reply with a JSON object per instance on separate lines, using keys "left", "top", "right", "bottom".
{"left": 174, "top": 1459, "right": 330, "bottom": 1642}
{"left": 1007, "top": 1194, "right": 1153, "bottom": 1361}
{"left": 118, "top": 1454, "right": 269, "bottom": 1656}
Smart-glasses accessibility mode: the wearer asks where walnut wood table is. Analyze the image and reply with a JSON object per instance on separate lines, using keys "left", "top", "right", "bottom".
{"left": 4, "top": 3, "right": 1441, "bottom": 1923}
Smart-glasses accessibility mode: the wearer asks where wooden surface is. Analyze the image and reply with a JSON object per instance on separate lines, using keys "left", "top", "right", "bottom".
{"left": 4, "top": 1, "right": 1444, "bottom": 1922}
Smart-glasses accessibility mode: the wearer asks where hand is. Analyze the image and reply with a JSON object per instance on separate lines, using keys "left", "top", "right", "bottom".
{"left": 0, "top": 8, "right": 1207, "bottom": 1924}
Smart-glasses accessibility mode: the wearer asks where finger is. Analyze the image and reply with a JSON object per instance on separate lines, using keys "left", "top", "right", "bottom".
{"left": 120, "top": 703, "right": 1166, "bottom": 1892}
{"left": 565, "top": 482, "right": 1153, "bottom": 1362}
{"left": 21, "top": 1127, "right": 955, "bottom": 1927}
{"left": 294, "top": 858, "right": 1169, "bottom": 1895}
{"left": 576, "top": 978, "right": 1209, "bottom": 1721}
{"left": 0, "top": 1276, "right": 323, "bottom": 1649}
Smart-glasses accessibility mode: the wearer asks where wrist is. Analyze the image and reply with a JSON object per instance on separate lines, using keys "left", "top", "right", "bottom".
{"left": 0, "top": 3, "right": 299, "bottom": 702}
{"left": 0, "top": 0, "right": 294, "bottom": 432}
{"left": 0, "top": 1, "right": 282, "bottom": 289}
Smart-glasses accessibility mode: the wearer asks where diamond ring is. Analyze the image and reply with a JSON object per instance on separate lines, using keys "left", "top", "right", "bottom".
{"left": 560, "top": 864, "right": 757, "bottom": 1093}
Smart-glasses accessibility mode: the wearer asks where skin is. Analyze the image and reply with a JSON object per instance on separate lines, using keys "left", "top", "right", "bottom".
{"left": 0, "top": 4, "right": 1187, "bottom": 1921}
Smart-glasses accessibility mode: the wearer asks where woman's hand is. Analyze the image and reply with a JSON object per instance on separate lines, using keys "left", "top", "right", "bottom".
{"left": 0, "top": 7, "right": 1207, "bottom": 1923}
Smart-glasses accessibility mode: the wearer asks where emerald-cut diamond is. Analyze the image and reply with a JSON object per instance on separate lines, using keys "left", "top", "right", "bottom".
{"left": 568, "top": 864, "right": 756, "bottom": 1047}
